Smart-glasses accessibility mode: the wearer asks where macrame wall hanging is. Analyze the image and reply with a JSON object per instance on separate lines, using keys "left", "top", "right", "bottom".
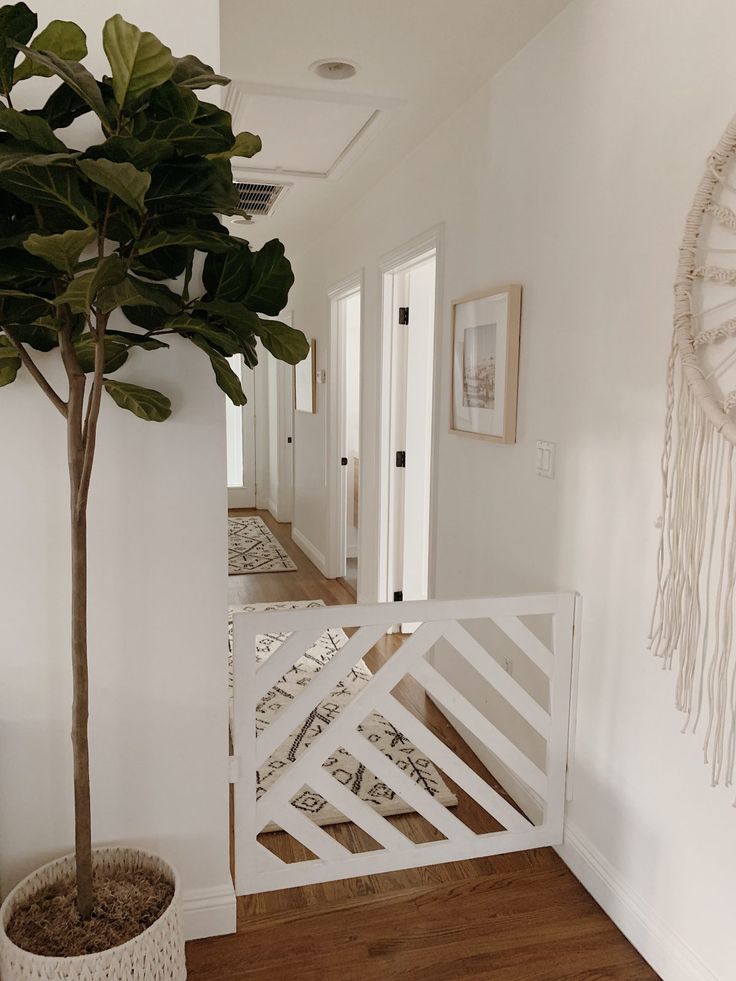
{"left": 651, "top": 114, "right": 736, "bottom": 791}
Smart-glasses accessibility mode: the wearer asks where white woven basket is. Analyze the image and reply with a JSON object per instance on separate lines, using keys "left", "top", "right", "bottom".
{"left": 0, "top": 848, "right": 186, "bottom": 981}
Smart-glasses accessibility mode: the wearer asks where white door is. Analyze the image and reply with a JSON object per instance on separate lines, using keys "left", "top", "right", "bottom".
{"left": 227, "top": 356, "right": 256, "bottom": 508}
{"left": 385, "top": 252, "right": 437, "bottom": 614}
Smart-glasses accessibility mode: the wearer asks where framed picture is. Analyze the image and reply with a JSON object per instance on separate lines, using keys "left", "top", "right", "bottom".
{"left": 294, "top": 338, "right": 316, "bottom": 413}
{"left": 450, "top": 285, "right": 521, "bottom": 443}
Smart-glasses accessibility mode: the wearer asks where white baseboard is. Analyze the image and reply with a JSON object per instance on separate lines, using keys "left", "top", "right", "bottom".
{"left": 266, "top": 499, "right": 280, "bottom": 522}
{"left": 292, "top": 526, "right": 327, "bottom": 574}
{"left": 428, "top": 691, "right": 716, "bottom": 980}
{"left": 558, "top": 823, "right": 718, "bottom": 981}
{"left": 182, "top": 882, "right": 236, "bottom": 941}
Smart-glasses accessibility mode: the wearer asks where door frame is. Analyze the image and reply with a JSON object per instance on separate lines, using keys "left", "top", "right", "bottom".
{"left": 377, "top": 224, "right": 444, "bottom": 603}
{"left": 327, "top": 271, "right": 364, "bottom": 582}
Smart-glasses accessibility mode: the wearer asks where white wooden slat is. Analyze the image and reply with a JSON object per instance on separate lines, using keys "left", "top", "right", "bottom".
{"left": 242, "top": 826, "right": 555, "bottom": 896}
{"left": 274, "top": 802, "right": 354, "bottom": 862}
{"left": 232, "top": 617, "right": 260, "bottom": 897}
{"left": 255, "top": 623, "right": 388, "bottom": 767}
{"left": 491, "top": 614, "right": 555, "bottom": 677}
{"left": 341, "top": 730, "right": 475, "bottom": 842}
{"left": 255, "top": 621, "right": 450, "bottom": 829}
{"left": 442, "top": 621, "right": 551, "bottom": 737}
{"left": 410, "top": 659, "right": 548, "bottom": 798}
{"left": 308, "top": 770, "right": 413, "bottom": 852}
{"left": 374, "top": 692, "right": 533, "bottom": 835}
{"left": 253, "top": 626, "right": 327, "bottom": 698}
{"left": 237, "top": 594, "right": 568, "bottom": 638}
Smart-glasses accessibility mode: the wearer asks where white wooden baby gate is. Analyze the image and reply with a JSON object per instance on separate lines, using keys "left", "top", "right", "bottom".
{"left": 231, "top": 593, "right": 578, "bottom": 895}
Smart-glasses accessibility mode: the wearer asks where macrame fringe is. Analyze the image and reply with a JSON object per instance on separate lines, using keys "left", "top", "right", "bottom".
{"left": 650, "top": 346, "right": 736, "bottom": 789}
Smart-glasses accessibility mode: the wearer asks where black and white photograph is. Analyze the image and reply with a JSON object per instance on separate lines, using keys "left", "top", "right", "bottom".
{"left": 462, "top": 322, "right": 497, "bottom": 409}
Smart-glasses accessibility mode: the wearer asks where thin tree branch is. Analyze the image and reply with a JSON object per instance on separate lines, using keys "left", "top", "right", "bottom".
{"left": 78, "top": 309, "right": 108, "bottom": 516}
{"left": 3, "top": 327, "right": 68, "bottom": 417}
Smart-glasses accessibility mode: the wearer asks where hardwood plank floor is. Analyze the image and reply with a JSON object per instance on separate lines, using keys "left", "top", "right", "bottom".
{"left": 187, "top": 509, "right": 657, "bottom": 980}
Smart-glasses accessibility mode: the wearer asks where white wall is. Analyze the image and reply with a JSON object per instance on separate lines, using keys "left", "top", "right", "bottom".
{"left": 287, "top": 1, "right": 736, "bottom": 976}
{"left": 0, "top": 0, "right": 235, "bottom": 940}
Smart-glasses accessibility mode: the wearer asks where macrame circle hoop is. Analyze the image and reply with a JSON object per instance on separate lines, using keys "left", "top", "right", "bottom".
{"left": 651, "top": 113, "right": 736, "bottom": 792}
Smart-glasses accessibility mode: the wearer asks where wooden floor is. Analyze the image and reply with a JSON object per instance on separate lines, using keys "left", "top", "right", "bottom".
{"left": 187, "top": 509, "right": 658, "bottom": 980}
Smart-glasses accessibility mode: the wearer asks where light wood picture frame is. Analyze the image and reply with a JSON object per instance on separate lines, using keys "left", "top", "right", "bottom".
{"left": 450, "top": 285, "right": 522, "bottom": 443}
{"left": 294, "top": 338, "right": 316, "bottom": 414}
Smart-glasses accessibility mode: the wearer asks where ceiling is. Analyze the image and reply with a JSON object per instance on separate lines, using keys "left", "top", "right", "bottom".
{"left": 219, "top": 0, "right": 572, "bottom": 254}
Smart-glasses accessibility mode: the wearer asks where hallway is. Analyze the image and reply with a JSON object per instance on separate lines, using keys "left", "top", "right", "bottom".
{"left": 186, "top": 510, "right": 656, "bottom": 981}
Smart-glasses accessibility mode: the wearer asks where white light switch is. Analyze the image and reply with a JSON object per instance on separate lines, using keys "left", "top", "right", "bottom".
{"left": 535, "top": 440, "right": 556, "bottom": 479}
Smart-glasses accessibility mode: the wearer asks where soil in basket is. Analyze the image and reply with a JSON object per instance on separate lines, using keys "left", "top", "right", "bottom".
{"left": 6, "top": 867, "right": 174, "bottom": 957}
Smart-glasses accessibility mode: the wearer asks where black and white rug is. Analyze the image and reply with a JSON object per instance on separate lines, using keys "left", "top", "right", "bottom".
{"left": 228, "top": 516, "right": 297, "bottom": 575}
{"left": 228, "top": 601, "right": 458, "bottom": 829}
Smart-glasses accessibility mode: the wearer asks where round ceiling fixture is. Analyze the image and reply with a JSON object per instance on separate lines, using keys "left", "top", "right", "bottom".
{"left": 309, "top": 58, "right": 358, "bottom": 81}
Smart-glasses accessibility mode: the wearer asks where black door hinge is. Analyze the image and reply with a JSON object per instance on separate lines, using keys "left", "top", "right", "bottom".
{"left": 398, "top": 306, "right": 409, "bottom": 325}
{"left": 395, "top": 450, "right": 406, "bottom": 468}
{"left": 393, "top": 590, "right": 403, "bottom": 602}
{"left": 341, "top": 456, "right": 348, "bottom": 466}
{"left": 287, "top": 436, "right": 292, "bottom": 444}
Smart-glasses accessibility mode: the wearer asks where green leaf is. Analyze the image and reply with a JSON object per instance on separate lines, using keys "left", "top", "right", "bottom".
{"left": 254, "top": 318, "right": 309, "bottom": 365}
{"left": 6, "top": 319, "right": 58, "bottom": 351}
{"left": 136, "top": 117, "right": 232, "bottom": 155}
{"left": 86, "top": 135, "right": 174, "bottom": 169}
{"left": 0, "top": 142, "right": 76, "bottom": 172}
{"left": 54, "top": 254, "right": 127, "bottom": 313}
{"left": 102, "top": 14, "right": 174, "bottom": 110}
{"left": 0, "top": 2, "right": 36, "bottom": 96}
{"left": 78, "top": 158, "right": 150, "bottom": 214}
{"left": 11, "top": 43, "right": 112, "bottom": 125}
{"left": 0, "top": 161, "right": 97, "bottom": 224}
{"left": 0, "top": 342, "right": 22, "bottom": 386}
{"left": 0, "top": 108, "right": 67, "bottom": 151}
{"left": 23, "top": 226, "right": 96, "bottom": 274}
{"left": 164, "top": 314, "right": 241, "bottom": 355}
{"left": 106, "top": 329, "right": 168, "bottom": 351}
{"left": 73, "top": 333, "right": 129, "bottom": 373}
{"left": 207, "top": 131, "right": 261, "bottom": 161}
{"left": 202, "top": 244, "right": 252, "bottom": 300}
{"left": 192, "top": 299, "right": 260, "bottom": 333}
{"left": 146, "top": 157, "right": 238, "bottom": 215}
{"left": 14, "top": 20, "right": 87, "bottom": 82}
{"left": 104, "top": 378, "right": 171, "bottom": 421}
{"left": 137, "top": 228, "right": 234, "bottom": 256}
{"left": 171, "top": 54, "right": 230, "bottom": 90}
{"left": 98, "top": 275, "right": 180, "bottom": 315}
{"left": 28, "top": 81, "right": 96, "bottom": 130}
{"left": 244, "top": 239, "right": 294, "bottom": 315}
{"left": 145, "top": 79, "right": 198, "bottom": 122}
{"left": 189, "top": 336, "right": 246, "bottom": 405}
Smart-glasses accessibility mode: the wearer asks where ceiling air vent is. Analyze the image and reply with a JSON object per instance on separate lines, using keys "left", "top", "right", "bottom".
{"left": 233, "top": 181, "right": 287, "bottom": 217}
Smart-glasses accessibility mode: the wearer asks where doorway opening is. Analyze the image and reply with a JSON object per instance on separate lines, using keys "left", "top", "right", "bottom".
{"left": 379, "top": 230, "right": 441, "bottom": 612}
{"left": 226, "top": 355, "right": 256, "bottom": 508}
{"left": 328, "top": 274, "right": 363, "bottom": 594}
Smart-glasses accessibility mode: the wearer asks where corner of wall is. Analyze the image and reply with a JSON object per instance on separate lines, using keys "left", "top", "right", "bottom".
{"left": 291, "top": 526, "right": 328, "bottom": 575}
{"left": 182, "top": 881, "right": 236, "bottom": 942}
{"left": 557, "top": 822, "right": 719, "bottom": 981}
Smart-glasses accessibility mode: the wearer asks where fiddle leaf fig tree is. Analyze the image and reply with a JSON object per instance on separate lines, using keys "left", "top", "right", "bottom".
{"left": 0, "top": 4, "right": 308, "bottom": 919}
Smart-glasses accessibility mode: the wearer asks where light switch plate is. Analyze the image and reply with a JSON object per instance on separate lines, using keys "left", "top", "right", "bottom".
{"left": 535, "top": 440, "right": 556, "bottom": 479}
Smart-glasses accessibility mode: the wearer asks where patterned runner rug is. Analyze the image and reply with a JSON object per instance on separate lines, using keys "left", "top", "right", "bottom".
{"left": 228, "top": 516, "right": 297, "bottom": 575}
{"left": 228, "top": 601, "right": 458, "bottom": 829}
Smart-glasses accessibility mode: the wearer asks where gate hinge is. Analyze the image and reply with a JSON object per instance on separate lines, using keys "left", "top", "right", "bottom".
{"left": 398, "top": 306, "right": 409, "bottom": 325}
{"left": 395, "top": 450, "right": 406, "bottom": 468}
{"left": 228, "top": 755, "right": 241, "bottom": 783}
{"left": 393, "top": 590, "right": 403, "bottom": 602}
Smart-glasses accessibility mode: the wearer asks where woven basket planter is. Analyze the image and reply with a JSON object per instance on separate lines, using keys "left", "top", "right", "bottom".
{"left": 0, "top": 848, "right": 186, "bottom": 981}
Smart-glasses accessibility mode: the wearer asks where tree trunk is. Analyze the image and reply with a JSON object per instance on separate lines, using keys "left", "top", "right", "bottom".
{"left": 68, "top": 385, "right": 94, "bottom": 919}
